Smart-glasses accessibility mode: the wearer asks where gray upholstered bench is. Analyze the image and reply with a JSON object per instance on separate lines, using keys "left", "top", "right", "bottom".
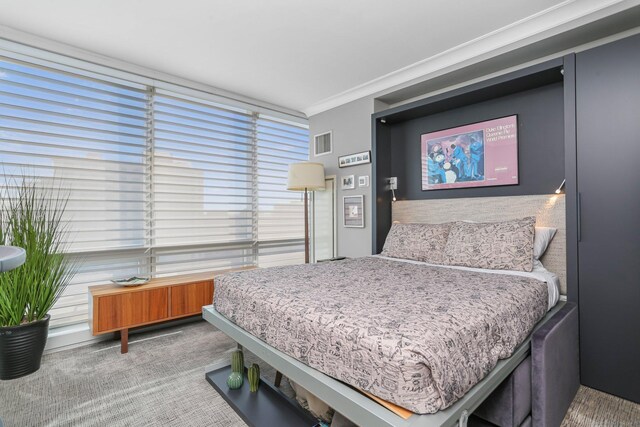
{"left": 471, "top": 302, "right": 580, "bottom": 427}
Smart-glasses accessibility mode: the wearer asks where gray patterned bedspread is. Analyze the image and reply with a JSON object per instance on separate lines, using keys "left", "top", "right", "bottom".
{"left": 214, "top": 257, "right": 548, "bottom": 414}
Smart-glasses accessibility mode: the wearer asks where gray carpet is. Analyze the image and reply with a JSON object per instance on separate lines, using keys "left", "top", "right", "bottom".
{"left": 1, "top": 321, "right": 638, "bottom": 426}
{"left": 0, "top": 321, "right": 293, "bottom": 427}
{"left": 561, "top": 386, "right": 640, "bottom": 427}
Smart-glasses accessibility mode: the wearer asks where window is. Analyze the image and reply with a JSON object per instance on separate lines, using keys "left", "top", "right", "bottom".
{"left": 151, "top": 91, "right": 256, "bottom": 275}
{"left": 0, "top": 59, "right": 150, "bottom": 327}
{"left": 257, "top": 116, "right": 309, "bottom": 267}
{"left": 0, "top": 55, "right": 309, "bottom": 328}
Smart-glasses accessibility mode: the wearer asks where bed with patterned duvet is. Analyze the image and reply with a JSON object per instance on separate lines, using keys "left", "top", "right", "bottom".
{"left": 213, "top": 255, "right": 559, "bottom": 414}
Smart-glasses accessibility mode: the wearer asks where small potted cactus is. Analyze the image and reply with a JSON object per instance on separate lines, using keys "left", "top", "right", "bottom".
{"left": 248, "top": 363, "right": 260, "bottom": 392}
{"left": 226, "top": 349, "right": 244, "bottom": 389}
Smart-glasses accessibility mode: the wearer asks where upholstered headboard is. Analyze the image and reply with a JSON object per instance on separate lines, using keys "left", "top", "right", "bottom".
{"left": 392, "top": 194, "right": 566, "bottom": 294}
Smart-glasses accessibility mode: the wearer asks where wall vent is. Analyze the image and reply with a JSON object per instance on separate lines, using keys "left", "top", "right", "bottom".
{"left": 314, "top": 131, "right": 332, "bottom": 156}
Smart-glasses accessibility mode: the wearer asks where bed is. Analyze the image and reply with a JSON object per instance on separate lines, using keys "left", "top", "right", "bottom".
{"left": 203, "top": 194, "right": 579, "bottom": 427}
{"left": 214, "top": 256, "right": 554, "bottom": 414}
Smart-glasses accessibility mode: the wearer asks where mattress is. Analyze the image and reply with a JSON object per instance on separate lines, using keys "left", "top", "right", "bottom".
{"left": 214, "top": 256, "right": 549, "bottom": 414}
{"left": 374, "top": 255, "right": 560, "bottom": 311}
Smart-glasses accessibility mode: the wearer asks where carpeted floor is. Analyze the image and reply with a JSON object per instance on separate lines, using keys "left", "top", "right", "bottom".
{"left": 0, "top": 321, "right": 291, "bottom": 427}
{"left": 0, "top": 321, "right": 638, "bottom": 427}
{"left": 561, "top": 386, "right": 640, "bottom": 427}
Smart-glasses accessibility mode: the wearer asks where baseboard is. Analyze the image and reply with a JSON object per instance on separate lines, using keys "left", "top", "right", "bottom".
{"left": 45, "top": 315, "right": 204, "bottom": 354}
{"left": 45, "top": 323, "right": 105, "bottom": 353}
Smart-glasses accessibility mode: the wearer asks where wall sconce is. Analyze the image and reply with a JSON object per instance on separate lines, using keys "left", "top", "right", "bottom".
{"left": 555, "top": 179, "right": 566, "bottom": 194}
{"left": 389, "top": 177, "right": 397, "bottom": 202}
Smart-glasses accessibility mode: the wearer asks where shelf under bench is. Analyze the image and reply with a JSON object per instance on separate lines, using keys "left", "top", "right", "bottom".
{"left": 205, "top": 364, "right": 318, "bottom": 427}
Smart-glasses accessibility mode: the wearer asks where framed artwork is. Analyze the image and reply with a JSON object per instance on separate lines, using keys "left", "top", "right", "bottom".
{"left": 341, "top": 175, "right": 355, "bottom": 190}
{"left": 358, "top": 175, "right": 369, "bottom": 187}
{"left": 343, "top": 195, "right": 364, "bottom": 228}
{"left": 421, "top": 115, "right": 519, "bottom": 191}
{"left": 338, "top": 150, "right": 371, "bottom": 168}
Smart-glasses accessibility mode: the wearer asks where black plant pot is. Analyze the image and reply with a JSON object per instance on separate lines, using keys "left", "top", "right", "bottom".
{"left": 0, "top": 315, "right": 49, "bottom": 380}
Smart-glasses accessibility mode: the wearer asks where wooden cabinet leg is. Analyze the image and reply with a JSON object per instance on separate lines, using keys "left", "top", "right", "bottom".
{"left": 274, "top": 371, "right": 283, "bottom": 388}
{"left": 121, "top": 328, "right": 129, "bottom": 354}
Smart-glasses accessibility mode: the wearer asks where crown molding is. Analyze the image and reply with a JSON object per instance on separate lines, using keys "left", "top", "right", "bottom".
{"left": 304, "top": 0, "right": 640, "bottom": 117}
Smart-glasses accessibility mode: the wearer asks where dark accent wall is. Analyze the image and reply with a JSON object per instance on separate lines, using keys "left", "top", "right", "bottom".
{"left": 388, "top": 83, "right": 564, "bottom": 201}
{"left": 372, "top": 59, "right": 568, "bottom": 255}
{"left": 563, "top": 54, "right": 579, "bottom": 304}
{"left": 371, "top": 119, "right": 392, "bottom": 257}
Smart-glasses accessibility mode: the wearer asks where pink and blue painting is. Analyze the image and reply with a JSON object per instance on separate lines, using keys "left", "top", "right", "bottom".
{"left": 421, "top": 115, "right": 519, "bottom": 191}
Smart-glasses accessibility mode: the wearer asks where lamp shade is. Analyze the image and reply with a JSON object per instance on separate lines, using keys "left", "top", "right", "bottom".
{"left": 287, "top": 162, "right": 325, "bottom": 191}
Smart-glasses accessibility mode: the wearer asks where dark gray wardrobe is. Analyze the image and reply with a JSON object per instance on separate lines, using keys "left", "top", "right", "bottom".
{"left": 576, "top": 34, "right": 640, "bottom": 403}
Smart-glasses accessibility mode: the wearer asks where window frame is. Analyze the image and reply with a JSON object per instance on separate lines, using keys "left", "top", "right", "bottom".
{"left": 0, "top": 47, "right": 310, "bottom": 330}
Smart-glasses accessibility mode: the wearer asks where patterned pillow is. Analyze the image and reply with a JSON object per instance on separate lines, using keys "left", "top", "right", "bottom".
{"left": 381, "top": 222, "right": 451, "bottom": 265}
{"left": 444, "top": 217, "right": 536, "bottom": 272}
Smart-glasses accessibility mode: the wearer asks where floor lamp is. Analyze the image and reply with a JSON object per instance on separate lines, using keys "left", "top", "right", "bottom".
{"left": 287, "top": 162, "right": 325, "bottom": 264}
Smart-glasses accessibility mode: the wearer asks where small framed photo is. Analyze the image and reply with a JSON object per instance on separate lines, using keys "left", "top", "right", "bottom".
{"left": 341, "top": 175, "right": 355, "bottom": 190}
{"left": 358, "top": 175, "right": 369, "bottom": 187}
{"left": 338, "top": 150, "right": 371, "bottom": 168}
{"left": 343, "top": 195, "right": 364, "bottom": 228}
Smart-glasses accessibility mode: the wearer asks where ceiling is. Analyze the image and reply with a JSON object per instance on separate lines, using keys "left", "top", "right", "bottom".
{"left": 0, "top": 0, "right": 637, "bottom": 115}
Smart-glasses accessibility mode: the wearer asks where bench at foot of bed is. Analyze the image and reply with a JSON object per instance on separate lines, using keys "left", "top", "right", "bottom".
{"left": 471, "top": 302, "right": 579, "bottom": 427}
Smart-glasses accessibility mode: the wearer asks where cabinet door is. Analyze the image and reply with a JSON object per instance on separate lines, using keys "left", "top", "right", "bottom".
{"left": 170, "top": 281, "right": 213, "bottom": 317}
{"left": 576, "top": 34, "right": 640, "bottom": 402}
{"left": 96, "top": 288, "right": 168, "bottom": 332}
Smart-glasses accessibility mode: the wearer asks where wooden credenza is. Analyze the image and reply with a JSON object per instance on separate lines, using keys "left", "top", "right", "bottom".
{"left": 89, "top": 269, "right": 250, "bottom": 353}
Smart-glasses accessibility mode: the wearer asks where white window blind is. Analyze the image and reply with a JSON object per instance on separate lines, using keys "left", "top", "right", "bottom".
{"left": 0, "top": 58, "right": 150, "bottom": 327}
{"left": 0, "top": 55, "right": 309, "bottom": 329}
{"left": 151, "top": 91, "right": 256, "bottom": 275}
{"left": 256, "top": 116, "right": 310, "bottom": 267}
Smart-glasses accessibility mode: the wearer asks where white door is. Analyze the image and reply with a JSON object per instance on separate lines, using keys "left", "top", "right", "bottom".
{"left": 312, "top": 177, "right": 337, "bottom": 262}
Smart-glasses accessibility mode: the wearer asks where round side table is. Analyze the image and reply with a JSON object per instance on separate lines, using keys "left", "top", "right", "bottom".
{"left": 0, "top": 246, "right": 26, "bottom": 272}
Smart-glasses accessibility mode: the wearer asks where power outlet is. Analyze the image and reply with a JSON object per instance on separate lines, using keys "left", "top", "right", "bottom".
{"left": 389, "top": 177, "right": 398, "bottom": 190}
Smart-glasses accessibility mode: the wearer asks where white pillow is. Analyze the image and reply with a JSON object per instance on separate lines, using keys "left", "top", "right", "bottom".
{"left": 534, "top": 227, "right": 557, "bottom": 260}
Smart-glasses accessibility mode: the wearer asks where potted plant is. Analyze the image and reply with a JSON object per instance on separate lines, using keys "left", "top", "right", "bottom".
{"left": 0, "top": 177, "right": 77, "bottom": 380}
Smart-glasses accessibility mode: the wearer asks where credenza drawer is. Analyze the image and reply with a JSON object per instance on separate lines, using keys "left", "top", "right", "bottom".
{"left": 96, "top": 288, "right": 168, "bottom": 333}
{"left": 170, "top": 281, "right": 213, "bottom": 317}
